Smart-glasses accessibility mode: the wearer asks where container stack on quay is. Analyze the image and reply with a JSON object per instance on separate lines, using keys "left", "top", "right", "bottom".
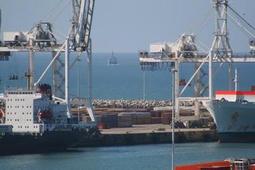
{"left": 68, "top": 101, "right": 217, "bottom": 146}
{"left": 70, "top": 99, "right": 214, "bottom": 131}
{"left": 117, "top": 113, "right": 133, "bottom": 128}
{"left": 71, "top": 109, "right": 213, "bottom": 130}
{"left": 161, "top": 112, "right": 172, "bottom": 125}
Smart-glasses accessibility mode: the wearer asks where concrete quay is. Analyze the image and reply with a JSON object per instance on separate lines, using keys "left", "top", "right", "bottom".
{"left": 97, "top": 124, "right": 218, "bottom": 146}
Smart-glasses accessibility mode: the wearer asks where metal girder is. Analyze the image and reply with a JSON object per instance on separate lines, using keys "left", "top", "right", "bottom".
{"left": 139, "top": 53, "right": 255, "bottom": 65}
{"left": 70, "top": 0, "right": 95, "bottom": 51}
{"left": 52, "top": 51, "right": 65, "bottom": 100}
{"left": 209, "top": 0, "right": 233, "bottom": 98}
{"left": 138, "top": 0, "right": 254, "bottom": 120}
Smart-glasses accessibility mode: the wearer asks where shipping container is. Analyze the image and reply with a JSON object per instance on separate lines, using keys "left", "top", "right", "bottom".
{"left": 149, "top": 43, "right": 171, "bottom": 53}
{"left": 3, "top": 32, "right": 28, "bottom": 42}
{"left": 118, "top": 113, "right": 132, "bottom": 128}
{"left": 101, "top": 114, "right": 118, "bottom": 128}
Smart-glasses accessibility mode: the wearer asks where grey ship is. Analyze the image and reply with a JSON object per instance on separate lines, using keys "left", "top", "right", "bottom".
{"left": 203, "top": 90, "right": 255, "bottom": 142}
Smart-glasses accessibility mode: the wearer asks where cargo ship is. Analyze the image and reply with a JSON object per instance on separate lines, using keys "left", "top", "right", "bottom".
{"left": 203, "top": 90, "right": 255, "bottom": 143}
{"left": 0, "top": 84, "right": 98, "bottom": 155}
{"left": 176, "top": 158, "right": 255, "bottom": 170}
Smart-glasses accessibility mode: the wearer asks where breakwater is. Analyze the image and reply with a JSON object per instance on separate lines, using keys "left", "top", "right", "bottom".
{"left": 71, "top": 99, "right": 195, "bottom": 109}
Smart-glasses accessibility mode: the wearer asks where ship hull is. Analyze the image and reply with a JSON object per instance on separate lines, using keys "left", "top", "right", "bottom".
{"left": 203, "top": 100, "right": 255, "bottom": 143}
{"left": 218, "top": 132, "right": 255, "bottom": 143}
{"left": 0, "top": 127, "right": 99, "bottom": 155}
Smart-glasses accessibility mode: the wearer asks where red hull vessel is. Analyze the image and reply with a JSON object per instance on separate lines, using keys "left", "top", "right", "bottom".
{"left": 176, "top": 159, "right": 255, "bottom": 170}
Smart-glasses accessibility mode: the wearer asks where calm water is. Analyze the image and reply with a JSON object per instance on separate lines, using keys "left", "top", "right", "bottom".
{"left": 1, "top": 143, "right": 255, "bottom": 170}
{"left": 1, "top": 53, "right": 255, "bottom": 100}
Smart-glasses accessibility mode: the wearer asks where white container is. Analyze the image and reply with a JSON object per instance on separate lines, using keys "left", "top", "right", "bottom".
{"left": 3, "top": 32, "right": 28, "bottom": 42}
{"left": 150, "top": 43, "right": 170, "bottom": 53}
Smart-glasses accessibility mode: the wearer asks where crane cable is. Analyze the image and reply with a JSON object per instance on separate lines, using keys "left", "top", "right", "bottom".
{"left": 50, "top": 0, "right": 72, "bottom": 23}
{"left": 40, "top": 0, "right": 71, "bottom": 41}
{"left": 188, "top": 8, "right": 214, "bottom": 39}
{"left": 228, "top": 5, "right": 255, "bottom": 33}
{"left": 44, "top": 0, "right": 68, "bottom": 22}
{"left": 227, "top": 12, "right": 255, "bottom": 39}
{"left": 226, "top": 5, "right": 255, "bottom": 39}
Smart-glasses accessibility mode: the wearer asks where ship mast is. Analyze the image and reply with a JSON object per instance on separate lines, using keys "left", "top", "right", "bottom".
{"left": 27, "top": 41, "right": 34, "bottom": 90}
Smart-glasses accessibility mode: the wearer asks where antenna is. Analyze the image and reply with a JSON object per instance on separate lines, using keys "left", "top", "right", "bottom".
{"left": 234, "top": 68, "right": 238, "bottom": 91}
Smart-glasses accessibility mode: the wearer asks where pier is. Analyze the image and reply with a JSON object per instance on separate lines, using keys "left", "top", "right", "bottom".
{"left": 79, "top": 124, "right": 218, "bottom": 147}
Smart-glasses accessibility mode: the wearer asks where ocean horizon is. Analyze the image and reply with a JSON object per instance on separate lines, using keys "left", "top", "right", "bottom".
{"left": 0, "top": 52, "right": 254, "bottom": 100}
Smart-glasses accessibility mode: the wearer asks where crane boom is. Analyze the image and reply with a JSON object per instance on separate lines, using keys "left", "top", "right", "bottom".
{"left": 71, "top": 0, "right": 95, "bottom": 51}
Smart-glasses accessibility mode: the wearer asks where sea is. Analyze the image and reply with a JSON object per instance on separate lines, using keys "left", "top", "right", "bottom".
{"left": 1, "top": 52, "right": 255, "bottom": 100}
{"left": 1, "top": 53, "right": 255, "bottom": 170}
{"left": 1, "top": 143, "right": 255, "bottom": 170}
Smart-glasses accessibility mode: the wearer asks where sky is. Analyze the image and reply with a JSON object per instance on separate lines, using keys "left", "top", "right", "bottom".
{"left": 0, "top": 0, "right": 255, "bottom": 53}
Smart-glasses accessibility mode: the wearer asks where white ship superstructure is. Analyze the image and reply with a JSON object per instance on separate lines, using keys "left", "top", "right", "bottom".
{"left": 2, "top": 89, "right": 70, "bottom": 134}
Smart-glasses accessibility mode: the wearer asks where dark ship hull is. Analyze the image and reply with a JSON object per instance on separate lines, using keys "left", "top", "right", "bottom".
{"left": 0, "top": 127, "right": 100, "bottom": 155}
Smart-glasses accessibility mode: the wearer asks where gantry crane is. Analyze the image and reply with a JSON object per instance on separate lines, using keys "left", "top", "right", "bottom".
{"left": 0, "top": 0, "right": 96, "bottom": 121}
{"left": 139, "top": 0, "right": 255, "bottom": 120}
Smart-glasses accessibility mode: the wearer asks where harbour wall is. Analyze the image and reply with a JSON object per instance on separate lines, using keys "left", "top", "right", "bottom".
{"left": 100, "top": 130, "right": 218, "bottom": 146}
{"left": 79, "top": 126, "right": 218, "bottom": 147}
